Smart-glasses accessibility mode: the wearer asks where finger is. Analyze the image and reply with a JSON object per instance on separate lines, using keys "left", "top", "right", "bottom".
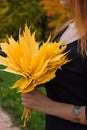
{"left": 22, "top": 100, "right": 34, "bottom": 109}
{"left": 21, "top": 92, "right": 33, "bottom": 98}
{"left": 22, "top": 102, "right": 30, "bottom": 108}
{"left": 21, "top": 97, "right": 29, "bottom": 102}
{"left": 21, "top": 89, "right": 38, "bottom": 98}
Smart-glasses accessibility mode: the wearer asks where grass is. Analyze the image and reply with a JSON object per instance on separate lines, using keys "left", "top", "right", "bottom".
{"left": 0, "top": 70, "right": 45, "bottom": 130}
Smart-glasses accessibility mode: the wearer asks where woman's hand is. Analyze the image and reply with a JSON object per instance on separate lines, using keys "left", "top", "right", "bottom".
{"left": 21, "top": 89, "right": 54, "bottom": 114}
{"left": 21, "top": 89, "right": 87, "bottom": 125}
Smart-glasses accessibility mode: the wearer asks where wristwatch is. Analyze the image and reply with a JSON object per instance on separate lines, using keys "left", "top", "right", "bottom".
{"left": 73, "top": 105, "right": 81, "bottom": 123}
{"left": 74, "top": 106, "right": 81, "bottom": 115}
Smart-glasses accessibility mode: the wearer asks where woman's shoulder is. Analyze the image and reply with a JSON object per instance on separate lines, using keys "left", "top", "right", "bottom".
{"left": 51, "top": 19, "right": 73, "bottom": 43}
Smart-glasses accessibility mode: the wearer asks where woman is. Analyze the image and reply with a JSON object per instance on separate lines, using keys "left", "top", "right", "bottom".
{"left": 21, "top": 0, "right": 87, "bottom": 130}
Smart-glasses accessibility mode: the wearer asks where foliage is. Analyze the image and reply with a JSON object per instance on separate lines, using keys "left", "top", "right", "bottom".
{"left": 0, "top": 0, "right": 47, "bottom": 42}
{"left": 39, "top": 0, "right": 70, "bottom": 34}
{"left": 0, "top": 0, "right": 9, "bottom": 41}
{"left": 0, "top": 0, "right": 71, "bottom": 41}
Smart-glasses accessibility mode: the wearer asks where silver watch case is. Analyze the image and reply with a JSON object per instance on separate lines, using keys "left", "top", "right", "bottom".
{"left": 74, "top": 106, "right": 81, "bottom": 116}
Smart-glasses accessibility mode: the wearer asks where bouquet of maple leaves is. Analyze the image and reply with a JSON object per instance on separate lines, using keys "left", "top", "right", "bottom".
{"left": 0, "top": 25, "right": 69, "bottom": 126}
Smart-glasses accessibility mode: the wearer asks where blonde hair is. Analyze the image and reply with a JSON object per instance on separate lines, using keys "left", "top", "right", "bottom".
{"left": 53, "top": 0, "right": 87, "bottom": 57}
{"left": 69, "top": 0, "right": 87, "bottom": 56}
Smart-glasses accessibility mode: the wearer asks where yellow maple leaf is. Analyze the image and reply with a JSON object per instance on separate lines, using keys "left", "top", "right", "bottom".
{"left": 0, "top": 24, "right": 69, "bottom": 126}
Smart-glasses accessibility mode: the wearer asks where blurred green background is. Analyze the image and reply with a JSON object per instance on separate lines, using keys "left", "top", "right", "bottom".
{"left": 0, "top": 0, "right": 70, "bottom": 130}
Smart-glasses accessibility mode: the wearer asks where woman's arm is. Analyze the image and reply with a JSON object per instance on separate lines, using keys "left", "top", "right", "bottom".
{"left": 21, "top": 89, "right": 87, "bottom": 125}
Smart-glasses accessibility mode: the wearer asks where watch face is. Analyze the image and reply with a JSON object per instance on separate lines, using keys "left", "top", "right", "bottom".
{"left": 74, "top": 106, "right": 81, "bottom": 116}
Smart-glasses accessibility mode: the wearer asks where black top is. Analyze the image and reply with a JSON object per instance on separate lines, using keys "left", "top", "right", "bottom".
{"left": 45, "top": 27, "right": 87, "bottom": 130}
